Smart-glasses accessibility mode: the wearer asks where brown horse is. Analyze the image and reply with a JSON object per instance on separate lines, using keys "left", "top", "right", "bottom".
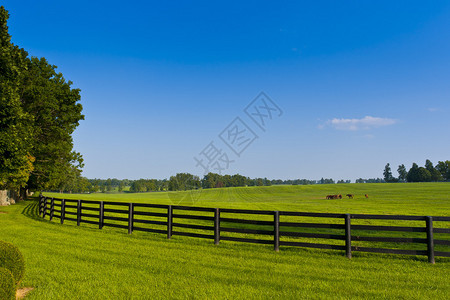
{"left": 346, "top": 194, "right": 354, "bottom": 199}
{"left": 365, "top": 194, "right": 369, "bottom": 198}
{"left": 338, "top": 194, "right": 342, "bottom": 199}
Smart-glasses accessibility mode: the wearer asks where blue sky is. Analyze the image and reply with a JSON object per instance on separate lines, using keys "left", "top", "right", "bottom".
{"left": 4, "top": 1, "right": 450, "bottom": 180}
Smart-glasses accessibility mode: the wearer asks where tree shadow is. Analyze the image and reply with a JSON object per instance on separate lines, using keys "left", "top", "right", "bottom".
{"left": 21, "top": 199, "right": 43, "bottom": 221}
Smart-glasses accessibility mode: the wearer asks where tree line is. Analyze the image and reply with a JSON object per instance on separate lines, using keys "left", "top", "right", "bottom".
{"left": 0, "top": 7, "right": 84, "bottom": 197}
{"left": 51, "top": 173, "right": 355, "bottom": 194}
{"left": 383, "top": 159, "right": 450, "bottom": 183}
{"left": 49, "top": 159, "right": 449, "bottom": 194}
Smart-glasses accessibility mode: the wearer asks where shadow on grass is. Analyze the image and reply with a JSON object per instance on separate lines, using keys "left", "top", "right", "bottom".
{"left": 21, "top": 199, "right": 43, "bottom": 221}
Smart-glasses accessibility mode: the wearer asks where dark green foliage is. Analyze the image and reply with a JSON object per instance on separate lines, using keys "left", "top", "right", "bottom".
{"left": 407, "top": 163, "right": 420, "bottom": 182}
{"left": 383, "top": 163, "right": 396, "bottom": 182}
{"left": 417, "top": 167, "right": 431, "bottom": 182}
{"left": 425, "top": 159, "right": 443, "bottom": 181}
{"left": 0, "top": 241, "right": 25, "bottom": 284}
{"left": 397, "top": 164, "right": 407, "bottom": 182}
{"left": 0, "top": 267, "right": 15, "bottom": 300}
{"left": 168, "top": 173, "right": 201, "bottom": 191}
{"left": 402, "top": 160, "right": 448, "bottom": 182}
{"left": 435, "top": 160, "right": 450, "bottom": 181}
{"left": 21, "top": 57, "right": 84, "bottom": 191}
{"left": 0, "top": 6, "right": 84, "bottom": 192}
{"left": 0, "top": 6, "right": 34, "bottom": 190}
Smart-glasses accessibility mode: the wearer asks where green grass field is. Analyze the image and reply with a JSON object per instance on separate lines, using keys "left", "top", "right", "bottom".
{"left": 1, "top": 183, "right": 449, "bottom": 299}
{"left": 46, "top": 182, "right": 450, "bottom": 215}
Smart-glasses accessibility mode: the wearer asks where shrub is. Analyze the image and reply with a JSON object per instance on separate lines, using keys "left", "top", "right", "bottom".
{"left": 0, "top": 241, "right": 25, "bottom": 284}
{"left": 0, "top": 267, "right": 15, "bottom": 300}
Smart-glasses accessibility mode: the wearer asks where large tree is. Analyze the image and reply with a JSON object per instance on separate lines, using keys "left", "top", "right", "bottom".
{"left": 0, "top": 6, "right": 84, "bottom": 193}
{"left": 0, "top": 7, "right": 34, "bottom": 190}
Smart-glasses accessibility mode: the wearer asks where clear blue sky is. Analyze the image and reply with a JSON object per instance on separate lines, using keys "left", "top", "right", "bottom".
{"left": 4, "top": 1, "right": 450, "bottom": 180}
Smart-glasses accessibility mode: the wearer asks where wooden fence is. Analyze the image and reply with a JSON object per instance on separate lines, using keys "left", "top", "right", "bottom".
{"left": 38, "top": 196, "right": 450, "bottom": 263}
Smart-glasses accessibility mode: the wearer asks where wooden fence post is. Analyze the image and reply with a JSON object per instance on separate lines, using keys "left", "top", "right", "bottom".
{"left": 77, "top": 200, "right": 81, "bottom": 226}
{"left": 214, "top": 208, "right": 220, "bottom": 245}
{"left": 128, "top": 203, "right": 134, "bottom": 234}
{"left": 61, "top": 199, "right": 65, "bottom": 224}
{"left": 167, "top": 205, "right": 173, "bottom": 239}
{"left": 99, "top": 201, "right": 104, "bottom": 229}
{"left": 38, "top": 196, "right": 42, "bottom": 216}
{"left": 39, "top": 196, "right": 43, "bottom": 216}
{"left": 426, "top": 216, "right": 435, "bottom": 264}
{"left": 50, "top": 198, "right": 54, "bottom": 221}
{"left": 345, "top": 214, "right": 352, "bottom": 259}
{"left": 274, "top": 211, "right": 280, "bottom": 252}
{"left": 43, "top": 197, "right": 47, "bottom": 218}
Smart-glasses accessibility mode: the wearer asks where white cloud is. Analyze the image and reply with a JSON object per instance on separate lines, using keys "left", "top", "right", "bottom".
{"left": 427, "top": 107, "right": 439, "bottom": 112}
{"left": 324, "top": 116, "right": 397, "bottom": 131}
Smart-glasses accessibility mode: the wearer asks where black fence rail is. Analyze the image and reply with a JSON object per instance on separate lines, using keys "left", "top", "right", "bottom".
{"left": 38, "top": 196, "right": 450, "bottom": 263}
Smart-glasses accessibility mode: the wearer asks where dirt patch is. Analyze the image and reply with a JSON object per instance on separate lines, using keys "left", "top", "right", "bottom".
{"left": 0, "top": 211, "right": 7, "bottom": 214}
{"left": 16, "top": 287, "right": 34, "bottom": 299}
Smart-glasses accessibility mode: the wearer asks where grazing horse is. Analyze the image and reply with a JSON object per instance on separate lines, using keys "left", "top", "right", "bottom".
{"left": 365, "top": 194, "right": 369, "bottom": 198}
{"left": 346, "top": 194, "right": 354, "bottom": 199}
{"left": 338, "top": 194, "right": 342, "bottom": 199}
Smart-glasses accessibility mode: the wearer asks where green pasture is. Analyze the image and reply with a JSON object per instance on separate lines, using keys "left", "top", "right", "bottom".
{"left": 45, "top": 182, "right": 450, "bottom": 215}
{"left": 1, "top": 183, "right": 449, "bottom": 299}
{"left": 44, "top": 182, "right": 450, "bottom": 254}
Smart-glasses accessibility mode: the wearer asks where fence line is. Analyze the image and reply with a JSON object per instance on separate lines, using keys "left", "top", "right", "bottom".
{"left": 38, "top": 196, "right": 450, "bottom": 263}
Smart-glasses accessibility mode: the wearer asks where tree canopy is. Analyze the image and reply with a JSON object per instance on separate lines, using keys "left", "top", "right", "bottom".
{"left": 0, "top": 7, "right": 84, "bottom": 193}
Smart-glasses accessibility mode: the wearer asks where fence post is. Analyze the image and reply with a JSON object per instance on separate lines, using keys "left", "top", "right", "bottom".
{"left": 50, "top": 198, "right": 54, "bottom": 221}
{"left": 214, "top": 208, "right": 220, "bottom": 245}
{"left": 39, "top": 196, "right": 43, "bottom": 216}
{"left": 426, "top": 216, "right": 435, "bottom": 264}
{"left": 274, "top": 211, "right": 280, "bottom": 252}
{"left": 167, "top": 205, "right": 173, "bottom": 239}
{"left": 99, "top": 201, "right": 104, "bottom": 229}
{"left": 43, "top": 197, "right": 47, "bottom": 218}
{"left": 77, "top": 200, "right": 81, "bottom": 226}
{"left": 128, "top": 203, "right": 134, "bottom": 234}
{"left": 61, "top": 199, "right": 65, "bottom": 224}
{"left": 345, "top": 214, "right": 352, "bottom": 259}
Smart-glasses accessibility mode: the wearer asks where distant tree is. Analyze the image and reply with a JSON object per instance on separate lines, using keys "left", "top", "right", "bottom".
{"left": 397, "top": 164, "right": 407, "bottom": 182}
{"left": 168, "top": 173, "right": 200, "bottom": 191}
{"left": 417, "top": 167, "right": 432, "bottom": 182}
{"left": 407, "top": 163, "right": 420, "bottom": 182}
{"left": 435, "top": 160, "right": 450, "bottom": 181}
{"left": 425, "top": 159, "right": 442, "bottom": 182}
{"left": 106, "top": 178, "right": 112, "bottom": 192}
{"left": 383, "top": 163, "right": 395, "bottom": 182}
